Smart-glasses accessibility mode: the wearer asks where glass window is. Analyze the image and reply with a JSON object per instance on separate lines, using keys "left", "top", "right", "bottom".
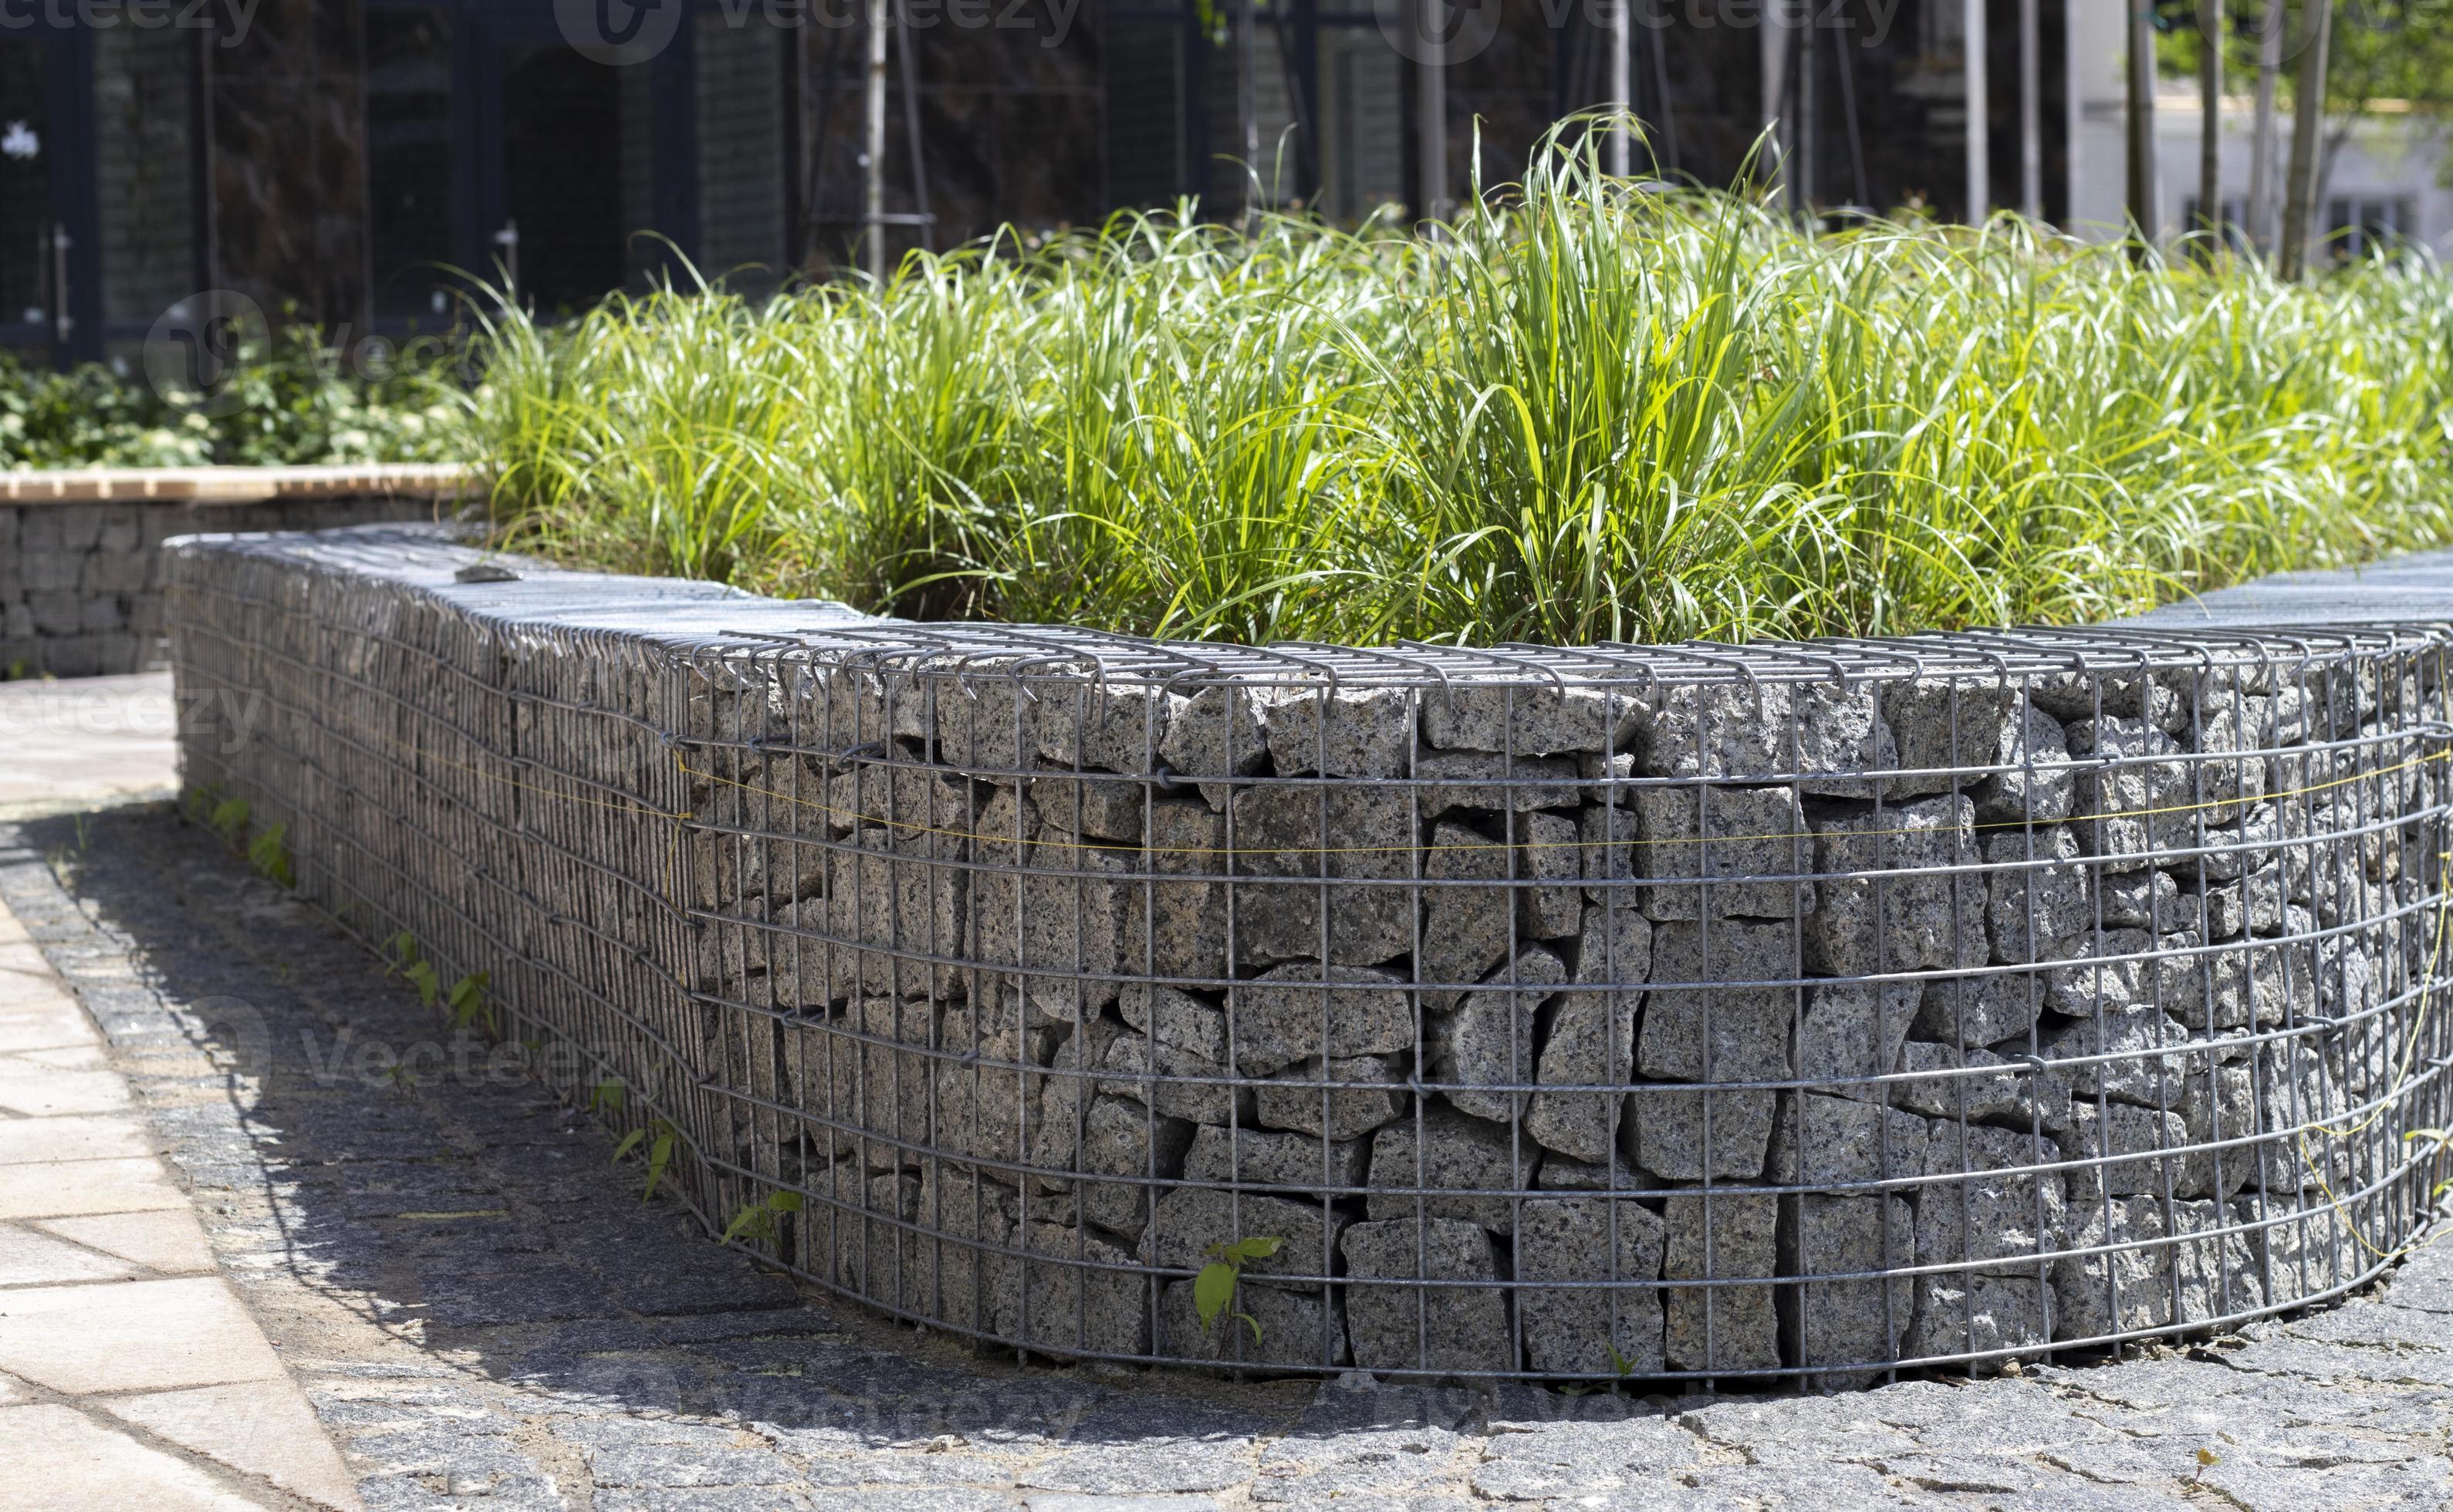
{"left": 500, "top": 39, "right": 656, "bottom": 312}
{"left": 696, "top": 15, "right": 786, "bottom": 295}
{"left": 0, "top": 41, "right": 52, "bottom": 341}
{"left": 95, "top": 23, "right": 197, "bottom": 331}
{"left": 367, "top": 5, "right": 454, "bottom": 322}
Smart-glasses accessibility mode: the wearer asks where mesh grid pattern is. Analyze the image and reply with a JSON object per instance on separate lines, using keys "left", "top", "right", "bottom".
{"left": 164, "top": 524, "right": 2453, "bottom": 1385}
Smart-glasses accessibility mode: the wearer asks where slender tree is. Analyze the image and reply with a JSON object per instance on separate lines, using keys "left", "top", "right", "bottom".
{"left": 2127, "top": 0, "right": 2160, "bottom": 252}
{"left": 2247, "top": 0, "right": 2282, "bottom": 247}
{"left": 2199, "top": 0, "right": 2225, "bottom": 244}
{"left": 2279, "top": 0, "right": 2333, "bottom": 278}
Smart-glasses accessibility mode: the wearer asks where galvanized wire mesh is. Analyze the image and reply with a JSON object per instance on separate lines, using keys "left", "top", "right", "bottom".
{"left": 164, "top": 524, "right": 2453, "bottom": 1385}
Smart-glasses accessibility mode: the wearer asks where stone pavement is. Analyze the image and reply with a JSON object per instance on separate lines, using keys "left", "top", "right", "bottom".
{"left": 0, "top": 801, "right": 2448, "bottom": 1510}
{"left": 0, "top": 844, "right": 360, "bottom": 1510}
{"left": 0, "top": 670, "right": 179, "bottom": 818}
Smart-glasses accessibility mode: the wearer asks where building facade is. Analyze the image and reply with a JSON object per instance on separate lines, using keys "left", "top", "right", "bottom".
{"left": 11, "top": 0, "right": 2123, "bottom": 367}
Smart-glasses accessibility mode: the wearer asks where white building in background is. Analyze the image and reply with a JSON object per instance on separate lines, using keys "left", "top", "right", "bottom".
{"left": 2063, "top": 0, "right": 2453, "bottom": 254}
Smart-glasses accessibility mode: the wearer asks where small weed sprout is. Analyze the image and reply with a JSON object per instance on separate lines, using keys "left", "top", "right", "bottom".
{"left": 590, "top": 1078, "right": 627, "bottom": 1117}
{"left": 1194, "top": 1235, "right": 1283, "bottom": 1345}
{"left": 444, "top": 971, "right": 493, "bottom": 1036}
{"left": 720, "top": 1190, "right": 805, "bottom": 1247}
{"left": 208, "top": 796, "right": 250, "bottom": 848}
{"left": 612, "top": 1117, "right": 681, "bottom": 1203}
{"left": 247, "top": 821, "right": 294, "bottom": 888}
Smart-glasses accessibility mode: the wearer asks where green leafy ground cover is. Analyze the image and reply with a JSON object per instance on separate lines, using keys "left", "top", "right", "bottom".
{"left": 2, "top": 326, "right": 459, "bottom": 469}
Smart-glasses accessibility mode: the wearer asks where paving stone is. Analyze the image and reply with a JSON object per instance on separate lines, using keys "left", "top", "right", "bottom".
{"left": 1796, "top": 979, "right": 1921, "bottom": 1095}
{"left": 1419, "top": 680, "right": 1643, "bottom": 758}
{"left": 1364, "top": 1105, "right": 1538, "bottom": 1234}
{"left": 1225, "top": 787, "right": 1414, "bottom": 966}
{"left": 0, "top": 1220, "right": 141, "bottom": 1284}
{"left": 28, "top": 1208, "right": 216, "bottom": 1274}
{"left": 1340, "top": 1217, "right": 1514, "bottom": 1375}
{"left": 1025, "top": 1398, "right": 1272, "bottom": 1495}
{"left": 1661, "top": 1188, "right": 1777, "bottom": 1372}
{"left": 1180, "top": 1124, "right": 1368, "bottom": 1195}
{"left": 1250, "top": 1054, "right": 1407, "bottom": 1142}
{"left": 1783, "top": 1194, "right": 1915, "bottom": 1388}
{"left": 1467, "top": 1412, "right": 1701, "bottom": 1499}
{"left": 1227, "top": 964, "right": 1414, "bottom": 1076}
{"left": 1515, "top": 1195, "right": 1667, "bottom": 1377}
{"left": 0, "top": 1274, "right": 286, "bottom": 1394}
{"left": 1523, "top": 903, "right": 1647, "bottom": 1163}
{"left": 1973, "top": 700, "right": 2075, "bottom": 825}
{"left": 1631, "top": 784, "right": 1807, "bottom": 921}
{"left": 1140, "top": 1186, "right": 1343, "bottom": 1291}
{"left": 1252, "top": 1381, "right": 1478, "bottom": 1504}
{"left": 1805, "top": 794, "right": 1986, "bottom": 976}
{"left": 1431, "top": 947, "right": 1565, "bottom": 1123}
{"left": 0, "top": 1402, "right": 269, "bottom": 1512}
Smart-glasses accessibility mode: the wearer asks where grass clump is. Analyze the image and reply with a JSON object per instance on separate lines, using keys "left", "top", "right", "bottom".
{"left": 466, "top": 130, "right": 2453, "bottom": 648}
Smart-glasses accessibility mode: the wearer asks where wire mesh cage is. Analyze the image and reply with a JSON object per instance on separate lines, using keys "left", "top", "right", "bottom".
{"left": 166, "top": 525, "right": 2453, "bottom": 1386}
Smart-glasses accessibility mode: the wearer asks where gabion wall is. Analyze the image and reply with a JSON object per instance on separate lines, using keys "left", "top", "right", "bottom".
{"left": 4, "top": 486, "right": 446, "bottom": 677}
{"left": 165, "top": 525, "right": 2453, "bottom": 1385}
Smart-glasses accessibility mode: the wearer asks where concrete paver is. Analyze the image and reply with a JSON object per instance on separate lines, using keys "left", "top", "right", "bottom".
{"left": 107, "top": 1383, "right": 370, "bottom": 1510}
{"left": 0, "top": 1153, "right": 189, "bottom": 1218}
{"left": 0, "top": 1221, "right": 143, "bottom": 1284}
{"left": 0, "top": 852, "right": 362, "bottom": 1510}
{"left": 37, "top": 1208, "right": 221, "bottom": 1274}
{"left": 0, "top": 1274, "right": 289, "bottom": 1394}
{"left": 0, "top": 1403, "right": 269, "bottom": 1512}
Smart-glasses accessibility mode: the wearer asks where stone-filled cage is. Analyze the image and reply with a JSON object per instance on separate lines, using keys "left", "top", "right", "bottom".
{"left": 165, "top": 526, "right": 2453, "bottom": 1385}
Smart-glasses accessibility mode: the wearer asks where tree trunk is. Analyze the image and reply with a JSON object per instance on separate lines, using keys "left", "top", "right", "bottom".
{"left": 2127, "top": 0, "right": 2160, "bottom": 253}
{"left": 2279, "top": 0, "right": 2333, "bottom": 279}
{"left": 2247, "top": 0, "right": 2282, "bottom": 248}
{"left": 2199, "top": 0, "right": 2225, "bottom": 244}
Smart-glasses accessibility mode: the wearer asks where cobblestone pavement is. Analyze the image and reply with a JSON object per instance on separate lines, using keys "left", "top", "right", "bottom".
{"left": 3, "top": 803, "right": 2449, "bottom": 1511}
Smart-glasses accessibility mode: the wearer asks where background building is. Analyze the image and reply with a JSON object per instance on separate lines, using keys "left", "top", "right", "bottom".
{"left": 22, "top": 1, "right": 2436, "bottom": 371}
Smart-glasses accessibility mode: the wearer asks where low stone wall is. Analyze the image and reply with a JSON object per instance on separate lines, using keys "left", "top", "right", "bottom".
{"left": 164, "top": 523, "right": 2453, "bottom": 1385}
{"left": 1, "top": 466, "right": 468, "bottom": 677}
